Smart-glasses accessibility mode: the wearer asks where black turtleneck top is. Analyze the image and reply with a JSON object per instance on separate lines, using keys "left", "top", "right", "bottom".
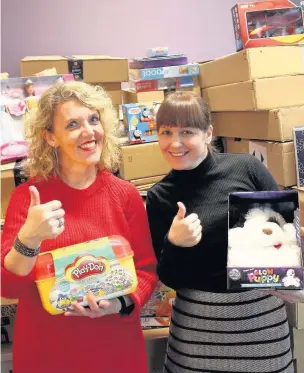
{"left": 146, "top": 152, "right": 279, "bottom": 293}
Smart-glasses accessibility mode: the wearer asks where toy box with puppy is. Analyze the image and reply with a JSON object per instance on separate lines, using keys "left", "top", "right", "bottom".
{"left": 227, "top": 190, "right": 304, "bottom": 290}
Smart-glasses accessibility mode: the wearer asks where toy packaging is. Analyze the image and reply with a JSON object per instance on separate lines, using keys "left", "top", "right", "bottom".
{"left": 0, "top": 74, "right": 74, "bottom": 163}
{"left": 227, "top": 190, "right": 304, "bottom": 290}
{"left": 129, "top": 75, "right": 195, "bottom": 93}
{"left": 146, "top": 47, "right": 169, "bottom": 57}
{"left": 129, "top": 63, "right": 199, "bottom": 81}
{"left": 129, "top": 54, "right": 188, "bottom": 69}
{"left": 293, "top": 127, "right": 304, "bottom": 187}
{"left": 34, "top": 235, "right": 138, "bottom": 315}
{"left": 232, "top": 1, "right": 304, "bottom": 51}
{"left": 140, "top": 281, "right": 175, "bottom": 329}
{"left": 122, "top": 102, "right": 161, "bottom": 144}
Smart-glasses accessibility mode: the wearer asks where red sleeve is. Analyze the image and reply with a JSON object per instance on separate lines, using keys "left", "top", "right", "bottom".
{"left": 125, "top": 186, "right": 158, "bottom": 320}
{"left": 1, "top": 182, "right": 35, "bottom": 299}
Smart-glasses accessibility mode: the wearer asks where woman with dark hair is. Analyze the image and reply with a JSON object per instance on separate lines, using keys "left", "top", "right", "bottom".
{"left": 146, "top": 92, "right": 295, "bottom": 373}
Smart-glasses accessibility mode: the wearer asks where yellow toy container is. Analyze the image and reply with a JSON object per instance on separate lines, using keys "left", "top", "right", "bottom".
{"left": 34, "top": 235, "right": 138, "bottom": 315}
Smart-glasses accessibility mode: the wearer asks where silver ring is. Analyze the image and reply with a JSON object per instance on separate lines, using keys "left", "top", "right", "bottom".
{"left": 57, "top": 218, "right": 64, "bottom": 228}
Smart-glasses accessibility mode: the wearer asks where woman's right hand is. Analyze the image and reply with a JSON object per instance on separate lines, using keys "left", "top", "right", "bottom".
{"left": 18, "top": 186, "right": 65, "bottom": 249}
{"left": 168, "top": 202, "right": 202, "bottom": 247}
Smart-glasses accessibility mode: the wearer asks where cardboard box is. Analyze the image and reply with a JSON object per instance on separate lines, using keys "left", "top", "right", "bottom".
{"left": 20, "top": 55, "right": 129, "bottom": 83}
{"left": 203, "top": 75, "right": 304, "bottom": 111}
{"left": 1, "top": 160, "right": 27, "bottom": 218}
{"left": 131, "top": 175, "right": 166, "bottom": 193}
{"left": 122, "top": 89, "right": 164, "bottom": 104}
{"left": 199, "top": 46, "right": 304, "bottom": 88}
{"left": 34, "top": 67, "right": 58, "bottom": 76}
{"left": 91, "top": 82, "right": 122, "bottom": 105}
{"left": 129, "top": 63, "right": 200, "bottom": 81}
{"left": 130, "top": 175, "right": 165, "bottom": 186}
{"left": 225, "top": 138, "right": 296, "bottom": 186}
{"left": 120, "top": 142, "right": 171, "bottom": 180}
{"left": 232, "top": 1, "right": 304, "bottom": 51}
{"left": 141, "top": 317, "right": 170, "bottom": 329}
{"left": 212, "top": 106, "right": 304, "bottom": 141}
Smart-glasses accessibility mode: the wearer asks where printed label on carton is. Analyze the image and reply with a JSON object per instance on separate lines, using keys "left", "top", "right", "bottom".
{"left": 68, "top": 59, "right": 83, "bottom": 80}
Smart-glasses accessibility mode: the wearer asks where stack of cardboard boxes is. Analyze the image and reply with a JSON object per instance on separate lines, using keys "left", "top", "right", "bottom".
{"left": 200, "top": 44, "right": 304, "bottom": 372}
{"left": 20, "top": 55, "right": 129, "bottom": 114}
{"left": 200, "top": 45, "right": 304, "bottom": 189}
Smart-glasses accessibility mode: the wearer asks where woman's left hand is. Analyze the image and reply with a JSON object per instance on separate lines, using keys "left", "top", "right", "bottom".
{"left": 268, "top": 289, "right": 304, "bottom": 303}
{"left": 65, "top": 291, "right": 121, "bottom": 318}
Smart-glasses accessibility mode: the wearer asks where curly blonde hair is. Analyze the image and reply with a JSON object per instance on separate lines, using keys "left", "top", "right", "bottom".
{"left": 24, "top": 80, "right": 121, "bottom": 180}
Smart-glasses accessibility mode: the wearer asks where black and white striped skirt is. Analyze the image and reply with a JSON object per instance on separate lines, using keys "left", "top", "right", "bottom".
{"left": 164, "top": 289, "right": 294, "bottom": 373}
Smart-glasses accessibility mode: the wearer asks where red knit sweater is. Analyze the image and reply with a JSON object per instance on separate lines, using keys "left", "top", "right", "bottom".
{"left": 1, "top": 170, "right": 157, "bottom": 373}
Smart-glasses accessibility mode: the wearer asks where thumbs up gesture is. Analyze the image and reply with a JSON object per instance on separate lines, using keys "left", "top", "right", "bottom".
{"left": 18, "top": 186, "right": 65, "bottom": 249}
{"left": 168, "top": 202, "right": 202, "bottom": 247}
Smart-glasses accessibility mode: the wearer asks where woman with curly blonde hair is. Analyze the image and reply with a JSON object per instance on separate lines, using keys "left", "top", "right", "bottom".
{"left": 25, "top": 80, "right": 121, "bottom": 179}
{"left": 1, "top": 81, "right": 157, "bottom": 373}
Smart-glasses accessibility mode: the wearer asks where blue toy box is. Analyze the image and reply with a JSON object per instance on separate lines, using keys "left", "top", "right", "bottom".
{"left": 129, "top": 63, "right": 200, "bottom": 81}
{"left": 122, "top": 102, "right": 161, "bottom": 144}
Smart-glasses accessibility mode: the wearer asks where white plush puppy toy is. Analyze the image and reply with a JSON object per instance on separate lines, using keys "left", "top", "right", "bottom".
{"left": 228, "top": 207, "right": 302, "bottom": 268}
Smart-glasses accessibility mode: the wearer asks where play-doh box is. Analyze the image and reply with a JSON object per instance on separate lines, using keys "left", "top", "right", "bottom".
{"left": 34, "top": 236, "right": 138, "bottom": 315}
